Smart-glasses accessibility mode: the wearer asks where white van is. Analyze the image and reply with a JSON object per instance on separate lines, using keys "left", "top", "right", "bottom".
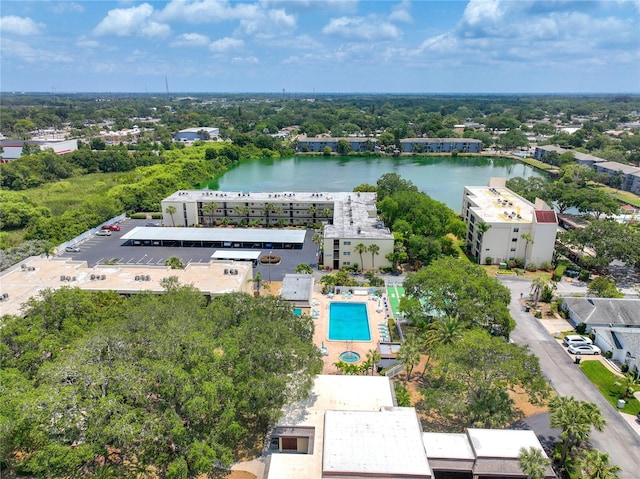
{"left": 563, "top": 334, "right": 593, "bottom": 347}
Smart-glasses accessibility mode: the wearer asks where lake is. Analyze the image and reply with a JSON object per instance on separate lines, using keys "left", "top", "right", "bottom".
{"left": 202, "top": 156, "right": 545, "bottom": 212}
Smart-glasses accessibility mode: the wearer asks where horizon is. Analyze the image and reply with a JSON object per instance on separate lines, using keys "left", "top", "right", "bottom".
{"left": 1, "top": 1, "right": 639, "bottom": 94}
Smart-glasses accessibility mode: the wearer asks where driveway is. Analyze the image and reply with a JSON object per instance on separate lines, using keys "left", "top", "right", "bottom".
{"left": 499, "top": 277, "right": 640, "bottom": 478}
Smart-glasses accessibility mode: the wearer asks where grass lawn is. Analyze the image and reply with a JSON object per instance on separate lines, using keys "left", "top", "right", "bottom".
{"left": 580, "top": 360, "right": 640, "bottom": 415}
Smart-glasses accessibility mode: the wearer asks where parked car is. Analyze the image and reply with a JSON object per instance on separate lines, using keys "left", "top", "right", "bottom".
{"left": 568, "top": 344, "right": 601, "bottom": 355}
{"left": 101, "top": 224, "right": 120, "bottom": 231}
{"left": 65, "top": 246, "right": 81, "bottom": 253}
{"left": 563, "top": 334, "right": 593, "bottom": 347}
{"left": 145, "top": 222, "right": 161, "bottom": 227}
{"left": 95, "top": 229, "right": 112, "bottom": 236}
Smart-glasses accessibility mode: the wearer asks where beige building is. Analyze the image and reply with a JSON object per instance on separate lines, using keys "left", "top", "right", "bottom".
{"left": 161, "top": 191, "right": 394, "bottom": 270}
{"left": 462, "top": 178, "right": 558, "bottom": 266}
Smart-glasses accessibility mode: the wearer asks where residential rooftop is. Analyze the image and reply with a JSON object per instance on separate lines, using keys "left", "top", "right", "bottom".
{"left": 464, "top": 185, "right": 536, "bottom": 224}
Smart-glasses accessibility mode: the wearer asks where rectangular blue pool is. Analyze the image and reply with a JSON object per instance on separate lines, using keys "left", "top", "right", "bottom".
{"left": 328, "top": 302, "right": 371, "bottom": 341}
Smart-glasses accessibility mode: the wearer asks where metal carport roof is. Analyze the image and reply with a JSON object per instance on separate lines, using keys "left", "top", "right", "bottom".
{"left": 121, "top": 227, "right": 306, "bottom": 243}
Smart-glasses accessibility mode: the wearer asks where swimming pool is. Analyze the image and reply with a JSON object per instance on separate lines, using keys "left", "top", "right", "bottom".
{"left": 328, "top": 302, "right": 371, "bottom": 341}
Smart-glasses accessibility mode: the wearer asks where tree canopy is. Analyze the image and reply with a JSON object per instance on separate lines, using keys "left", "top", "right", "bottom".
{"left": 403, "top": 257, "right": 514, "bottom": 336}
{"left": 0, "top": 286, "right": 322, "bottom": 478}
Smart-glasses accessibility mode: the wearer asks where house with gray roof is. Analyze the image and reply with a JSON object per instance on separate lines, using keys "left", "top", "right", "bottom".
{"left": 561, "top": 297, "right": 640, "bottom": 373}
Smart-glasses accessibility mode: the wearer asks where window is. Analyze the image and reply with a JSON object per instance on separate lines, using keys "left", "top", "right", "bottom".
{"left": 343, "top": 241, "right": 351, "bottom": 245}
{"left": 343, "top": 261, "right": 350, "bottom": 266}
{"left": 510, "top": 247, "right": 516, "bottom": 252}
{"left": 513, "top": 227, "right": 520, "bottom": 232}
{"left": 343, "top": 252, "right": 351, "bottom": 256}
{"left": 512, "top": 238, "right": 518, "bottom": 242}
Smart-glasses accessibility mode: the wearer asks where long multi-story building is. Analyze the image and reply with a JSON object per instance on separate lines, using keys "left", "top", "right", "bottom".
{"left": 161, "top": 190, "right": 394, "bottom": 270}
{"left": 400, "top": 138, "right": 482, "bottom": 153}
{"left": 534, "top": 145, "right": 640, "bottom": 194}
{"left": 461, "top": 178, "right": 558, "bottom": 266}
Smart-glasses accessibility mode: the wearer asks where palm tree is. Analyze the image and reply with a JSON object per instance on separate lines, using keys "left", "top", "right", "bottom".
{"left": 397, "top": 334, "right": 422, "bottom": 384}
{"left": 365, "top": 349, "right": 381, "bottom": 376}
{"left": 477, "top": 220, "right": 491, "bottom": 236}
{"left": 165, "top": 205, "right": 177, "bottom": 227}
{"left": 201, "top": 201, "right": 218, "bottom": 226}
{"left": 577, "top": 449, "right": 621, "bottom": 479}
{"left": 518, "top": 446, "right": 550, "bottom": 479}
{"left": 368, "top": 243, "right": 380, "bottom": 270}
{"left": 549, "top": 396, "right": 606, "bottom": 466}
{"left": 521, "top": 232, "right": 534, "bottom": 262}
{"left": 428, "top": 315, "right": 463, "bottom": 347}
{"left": 530, "top": 277, "right": 548, "bottom": 308}
{"left": 164, "top": 256, "right": 184, "bottom": 269}
{"left": 248, "top": 271, "right": 264, "bottom": 296}
{"left": 355, "top": 243, "right": 367, "bottom": 271}
{"left": 295, "top": 263, "right": 313, "bottom": 274}
{"left": 307, "top": 205, "right": 318, "bottom": 219}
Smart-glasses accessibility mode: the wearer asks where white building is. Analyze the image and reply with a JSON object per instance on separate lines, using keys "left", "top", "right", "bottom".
{"left": 160, "top": 191, "right": 394, "bottom": 270}
{"left": 264, "top": 375, "right": 555, "bottom": 479}
{"left": 174, "top": 127, "right": 220, "bottom": 141}
{"left": 462, "top": 178, "right": 558, "bottom": 266}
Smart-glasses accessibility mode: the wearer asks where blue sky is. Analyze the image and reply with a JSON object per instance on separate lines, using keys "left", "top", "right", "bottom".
{"left": 1, "top": 0, "right": 639, "bottom": 93}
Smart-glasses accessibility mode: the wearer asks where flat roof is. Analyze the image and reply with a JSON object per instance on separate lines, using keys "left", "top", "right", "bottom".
{"left": 465, "top": 185, "right": 536, "bottom": 224}
{"left": 323, "top": 408, "right": 432, "bottom": 477}
{"left": 211, "top": 250, "right": 261, "bottom": 260}
{"left": 0, "top": 257, "right": 253, "bottom": 318}
{"left": 280, "top": 274, "right": 314, "bottom": 302}
{"left": 422, "top": 432, "right": 475, "bottom": 460}
{"left": 468, "top": 428, "right": 543, "bottom": 459}
{"left": 122, "top": 227, "right": 306, "bottom": 244}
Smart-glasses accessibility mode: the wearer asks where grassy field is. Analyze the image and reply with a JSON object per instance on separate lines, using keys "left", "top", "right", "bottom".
{"left": 580, "top": 360, "right": 640, "bottom": 415}
{"left": 21, "top": 172, "right": 122, "bottom": 216}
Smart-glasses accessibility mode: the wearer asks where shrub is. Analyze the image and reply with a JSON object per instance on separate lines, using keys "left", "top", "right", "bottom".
{"left": 129, "top": 213, "right": 147, "bottom": 219}
{"left": 525, "top": 263, "right": 537, "bottom": 272}
{"left": 605, "top": 350, "right": 613, "bottom": 359}
{"left": 151, "top": 212, "right": 163, "bottom": 219}
{"left": 505, "top": 260, "right": 516, "bottom": 270}
{"left": 621, "top": 363, "right": 629, "bottom": 373}
{"left": 260, "top": 255, "right": 281, "bottom": 264}
{"left": 485, "top": 256, "right": 493, "bottom": 265}
{"left": 552, "top": 264, "right": 566, "bottom": 281}
{"left": 514, "top": 257, "right": 525, "bottom": 269}
{"left": 540, "top": 261, "right": 553, "bottom": 271}
{"left": 578, "top": 269, "right": 590, "bottom": 281}
{"left": 534, "top": 311, "right": 542, "bottom": 318}
{"left": 576, "top": 322, "right": 587, "bottom": 334}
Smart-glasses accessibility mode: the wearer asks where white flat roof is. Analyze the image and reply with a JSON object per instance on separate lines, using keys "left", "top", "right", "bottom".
{"left": 422, "top": 432, "right": 475, "bottom": 460}
{"left": 121, "top": 227, "right": 306, "bottom": 243}
{"left": 468, "top": 428, "right": 543, "bottom": 458}
{"left": 211, "top": 250, "right": 261, "bottom": 260}
{"left": 323, "top": 408, "right": 432, "bottom": 477}
{"left": 465, "top": 186, "right": 535, "bottom": 224}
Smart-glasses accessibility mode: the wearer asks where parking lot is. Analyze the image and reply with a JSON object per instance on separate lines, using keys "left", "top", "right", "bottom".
{"left": 60, "top": 218, "right": 319, "bottom": 282}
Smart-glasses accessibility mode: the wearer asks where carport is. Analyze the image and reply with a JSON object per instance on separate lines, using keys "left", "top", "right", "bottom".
{"left": 121, "top": 227, "right": 306, "bottom": 249}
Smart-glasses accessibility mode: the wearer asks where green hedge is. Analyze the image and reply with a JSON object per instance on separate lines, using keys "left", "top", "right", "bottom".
{"left": 552, "top": 264, "right": 566, "bottom": 281}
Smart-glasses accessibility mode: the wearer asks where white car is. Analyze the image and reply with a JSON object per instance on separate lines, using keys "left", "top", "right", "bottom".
{"left": 95, "top": 229, "right": 112, "bottom": 236}
{"left": 568, "top": 344, "right": 601, "bottom": 355}
{"left": 563, "top": 334, "right": 593, "bottom": 347}
{"left": 65, "top": 245, "right": 80, "bottom": 253}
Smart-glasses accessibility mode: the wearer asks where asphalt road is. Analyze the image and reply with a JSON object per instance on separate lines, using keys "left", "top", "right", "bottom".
{"left": 499, "top": 277, "right": 640, "bottom": 478}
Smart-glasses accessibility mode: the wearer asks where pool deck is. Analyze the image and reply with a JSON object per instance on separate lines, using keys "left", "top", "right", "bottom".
{"left": 310, "top": 292, "right": 394, "bottom": 374}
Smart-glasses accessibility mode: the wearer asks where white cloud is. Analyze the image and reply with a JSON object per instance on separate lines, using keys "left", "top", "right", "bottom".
{"left": 1, "top": 38, "right": 72, "bottom": 63}
{"left": 158, "top": 0, "right": 237, "bottom": 23}
{"left": 209, "top": 37, "right": 244, "bottom": 52}
{"left": 231, "top": 56, "right": 259, "bottom": 64}
{"left": 322, "top": 16, "right": 401, "bottom": 41}
{"left": 235, "top": 6, "right": 297, "bottom": 38}
{"left": 0, "top": 16, "right": 45, "bottom": 35}
{"left": 93, "top": 3, "right": 170, "bottom": 38}
{"left": 389, "top": 0, "right": 413, "bottom": 23}
{"left": 76, "top": 38, "right": 100, "bottom": 49}
{"left": 408, "top": 0, "right": 640, "bottom": 71}
{"left": 50, "top": 2, "right": 84, "bottom": 14}
{"left": 171, "top": 32, "right": 211, "bottom": 47}
{"left": 260, "top": 0, "right": 357, "bottom": 14}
